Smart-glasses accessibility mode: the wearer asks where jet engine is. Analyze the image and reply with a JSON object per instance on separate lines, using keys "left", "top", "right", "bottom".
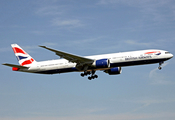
{"left": 92, "top": 59, "right": 110, "bottom": 68}
{"left": 104, "top": 67, "right": 122, "bottom": 75}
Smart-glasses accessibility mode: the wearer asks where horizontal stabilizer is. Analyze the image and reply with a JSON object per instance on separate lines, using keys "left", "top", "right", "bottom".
{"left": 2, "top": 63, "right": 29, "bottom": 69}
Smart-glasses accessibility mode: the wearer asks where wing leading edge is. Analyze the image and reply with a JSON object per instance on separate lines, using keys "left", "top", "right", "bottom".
{"left": 39, "top": 46, "right": 94, "bottom": 69}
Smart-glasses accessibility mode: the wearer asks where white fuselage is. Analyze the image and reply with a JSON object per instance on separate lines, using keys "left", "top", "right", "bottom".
{"left": 20, "top": 49, "right": 173, "bottom": 74}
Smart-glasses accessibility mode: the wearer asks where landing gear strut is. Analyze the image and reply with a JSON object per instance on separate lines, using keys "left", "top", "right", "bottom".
{"left": 80, "top": 70, "right": 98, "bottom": 80}
{"left": 158, "top": 61, "right": 164, "bottom": 70}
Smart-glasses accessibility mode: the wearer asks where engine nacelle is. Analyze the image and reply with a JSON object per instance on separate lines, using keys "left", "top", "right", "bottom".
{"left": 92, "top": 59, "right": 110, "bottom": 68}
{"left": 104, "top": 67, "right": 122, "bottom": 75}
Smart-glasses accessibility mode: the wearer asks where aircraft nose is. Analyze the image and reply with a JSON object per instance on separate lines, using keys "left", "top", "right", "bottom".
{"left": 170, "top": 53, "right": 173, "bottom": 58}
{"left": 168, "top": 53, "right": 174, "bottom": 59}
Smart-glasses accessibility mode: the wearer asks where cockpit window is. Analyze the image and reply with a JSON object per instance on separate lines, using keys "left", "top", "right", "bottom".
{"left": 165, "top": 52, "right": 171, "bottom": 54}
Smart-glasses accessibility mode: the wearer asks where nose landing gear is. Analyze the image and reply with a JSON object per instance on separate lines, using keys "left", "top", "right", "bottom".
{"left": 158, "top": 66, "right": 162, "bottom": 70}
{"left": 158, "top": 61, "right": 164, "bottom": 70}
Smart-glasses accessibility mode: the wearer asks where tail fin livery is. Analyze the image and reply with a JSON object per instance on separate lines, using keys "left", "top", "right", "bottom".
{"left": 11, "top": 44, "right": 36, "bottom": 66}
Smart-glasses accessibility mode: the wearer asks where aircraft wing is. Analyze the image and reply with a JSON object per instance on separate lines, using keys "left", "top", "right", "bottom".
{"left": 39, "top": 46, "right": 94, "bottom": 65}
{"left": 2, "top": 63, "right": 29, "bottom": 69}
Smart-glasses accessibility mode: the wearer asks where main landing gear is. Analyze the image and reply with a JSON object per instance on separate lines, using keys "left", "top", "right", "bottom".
{"left": 80, "top": 70, "right": 98, "bottom": 80}
{"left": 158, "top": 61, "right": 164, "bottom": 70}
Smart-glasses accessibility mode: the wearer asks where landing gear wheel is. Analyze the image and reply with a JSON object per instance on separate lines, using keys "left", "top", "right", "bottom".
{"left": 81, "top": 73, "right": 84, "bottom": 77}
{"left": 158, "top": 66, "right": 162, "bottom": 70}
{"left": 81, "top": 70, "right": 98, "bottom": 80}
{"left": 88, "top": 76, "right": 92, "bottom": 80}
{"left": 94, "top": 75, "right": 98, "bottom": 78}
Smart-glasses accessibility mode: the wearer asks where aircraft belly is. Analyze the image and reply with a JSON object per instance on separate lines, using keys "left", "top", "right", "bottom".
{"left": 110, "top": 58, "right": 170, "bottom": 67}
{"left": 35, "top": 67, "right": 78, "bottom": 74}
{"left": 35, "top": 64, "right": 77, "bottom": 74}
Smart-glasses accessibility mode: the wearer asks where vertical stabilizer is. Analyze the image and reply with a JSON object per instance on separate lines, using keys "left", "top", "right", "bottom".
{"left": 11, "top": 44, "right": 37, "bottom": 66}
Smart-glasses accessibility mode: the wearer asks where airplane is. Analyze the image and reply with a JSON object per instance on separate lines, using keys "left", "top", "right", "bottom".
{"left": 2, "top": 44, "right": 173, "bottom": 80}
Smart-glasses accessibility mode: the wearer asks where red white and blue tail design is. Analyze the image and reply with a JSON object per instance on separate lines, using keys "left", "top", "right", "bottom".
{"left": 11, "top": 44, "right": 36, "bottom": 66}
